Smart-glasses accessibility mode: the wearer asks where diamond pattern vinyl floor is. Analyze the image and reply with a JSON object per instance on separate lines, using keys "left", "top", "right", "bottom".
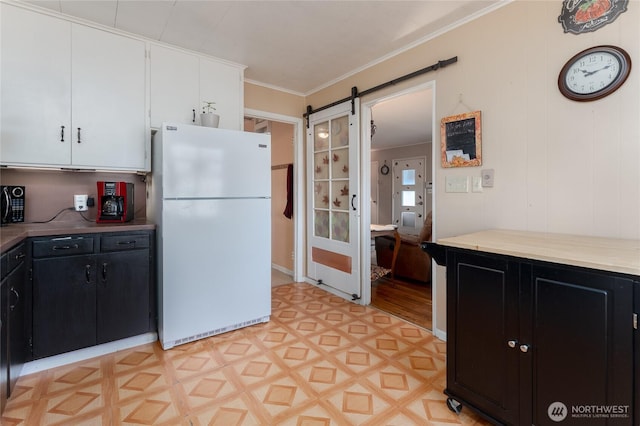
{"left": 2, "top": 283, "right": 491, "bottom": 425}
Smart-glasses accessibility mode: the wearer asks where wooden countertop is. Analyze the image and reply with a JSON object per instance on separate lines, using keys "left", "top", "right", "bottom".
{"left": 0, "top": 219, "right": 155, "bottom": 252}
{"left": 437, "top": 229, "right": 640, "bottom": 276}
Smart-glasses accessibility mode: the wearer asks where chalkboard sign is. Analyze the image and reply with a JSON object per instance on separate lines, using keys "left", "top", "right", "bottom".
{"left": 440, "top": 110, "right": 482, "bottom": 167}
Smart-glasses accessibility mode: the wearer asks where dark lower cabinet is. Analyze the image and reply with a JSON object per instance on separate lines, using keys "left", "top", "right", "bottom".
{"left": 96, "top": 249, "right": 150, "bottom": 344}
{"left": 444, "top": 249, "right": 637, "bottom": 425}
{"left": 1, "top": 242, "right": 27, "bottom": 414}
{"left": 530, "top": 265, "right": 634, "bottom": 425}
{"left": 31, "top": 231, "right": 154, "bottom": 360}
{"left": 32, "top": 254, "right": 97, "bottom": 359}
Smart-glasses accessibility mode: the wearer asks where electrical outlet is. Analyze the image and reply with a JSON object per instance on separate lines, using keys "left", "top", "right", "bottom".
{"left": 74, "top": 194, "right": 88, "bottom": 211}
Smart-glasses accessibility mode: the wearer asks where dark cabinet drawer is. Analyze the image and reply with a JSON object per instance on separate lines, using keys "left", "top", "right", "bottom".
{"left": 101, "top": 234, "right": 149, "bottom": 252}
{"left": 6, "top": 243, "right": 26, "bottom": 271}
{"left": 32, "top": 237, "right": 95, "bottom": 258}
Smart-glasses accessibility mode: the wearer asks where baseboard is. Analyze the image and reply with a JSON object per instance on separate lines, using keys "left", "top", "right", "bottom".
{"left": 21, "top": 332, "right": 158, "bottom": 376}
{"left": 272, "top": 263, "right": 293, "bottom": 276}
{"left": 434, "top": 327, "right": 447, "bottom": 342}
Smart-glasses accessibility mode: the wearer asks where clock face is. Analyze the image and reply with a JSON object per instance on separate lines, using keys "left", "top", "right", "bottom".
{"left": 564, "top": 51, "right": 619, "bottom": 94}
{"left": 558, "top": 45, "right": 631, "bottom": 101}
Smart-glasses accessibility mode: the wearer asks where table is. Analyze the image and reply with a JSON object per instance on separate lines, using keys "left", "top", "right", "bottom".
{"left": 371, "top": 225, "right": 401, "bottom": 278}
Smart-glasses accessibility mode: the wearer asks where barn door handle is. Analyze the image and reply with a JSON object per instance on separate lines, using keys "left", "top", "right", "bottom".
{"left": 351, "top": 194, "right": 356, "bottom": 211}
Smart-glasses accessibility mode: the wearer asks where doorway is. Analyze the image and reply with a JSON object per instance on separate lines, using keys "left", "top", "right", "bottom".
{"left": 244, "top": 109, "right": 304, "bottom": 286}
{"left": 362, "top": 84, "right": 435, "bottom": 330}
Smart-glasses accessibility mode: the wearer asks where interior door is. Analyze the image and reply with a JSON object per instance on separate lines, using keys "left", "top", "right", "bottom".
{"left": 306, "top": 100, "right": 361, "bottom": 300}
{"left": 392, "top": 157, "right": 426, "bottom": 231}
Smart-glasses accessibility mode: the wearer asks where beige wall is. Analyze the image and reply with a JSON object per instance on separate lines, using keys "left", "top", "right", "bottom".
{"left": 244, "top": 82, "right": 306, "bottom": 119}
{"left": 371, "top": 143, "right": 432, "bottom": 226}
{"left": 0, "top": 168, "right": 146, "bottom": 223}
{"left": 296, "top": 0, "right": 640, "bottom": 334}
{"left": 270, "top": 121, "right": 295, "bottom": 272}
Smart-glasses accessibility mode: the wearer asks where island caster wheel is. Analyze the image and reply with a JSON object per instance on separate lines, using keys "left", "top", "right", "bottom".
{"left": 446, "top": 397, "right": 463, "bottom": 415}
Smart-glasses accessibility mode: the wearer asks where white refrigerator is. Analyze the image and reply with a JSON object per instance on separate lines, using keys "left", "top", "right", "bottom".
{"left": 149, "top": 123, "right": 271, "bottom": 350}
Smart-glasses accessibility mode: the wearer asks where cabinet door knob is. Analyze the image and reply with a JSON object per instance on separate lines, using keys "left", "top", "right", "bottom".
{"left": 507, "top": 340, "right": 518, "bottom": 348}
{"left": 520, "top": 344, "right": 530, "bottom": 353}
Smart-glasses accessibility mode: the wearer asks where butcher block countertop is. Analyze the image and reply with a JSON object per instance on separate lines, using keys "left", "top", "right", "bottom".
{"left": 437, "top": 229, "right": 640, "bottom": 277}
{"left": 0, "top": 219, "right": 155, "bottom": 253}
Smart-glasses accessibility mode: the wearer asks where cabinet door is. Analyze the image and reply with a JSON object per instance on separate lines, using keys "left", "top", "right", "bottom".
{"left": 0, "top": 4, "right": 72, "bottom": 166}
{"left": 446, "top": 250, "right": 520, "bottom": 424}
{"left": 531, "top": 266, "right": 634, "bottom": 425}
{"left": 7, "top": 261, "right": 26, "bottom": 396}
{"left": 96, "top": 250, "right": 150, "bottom": 344}
{"left": 32, "top": 256, "right": 97, "bottom": 359}
{"left": 150, "top": 45, "right": 199, "bottom": 128}
{"left": 200, "top": 57, "right": 243, "bottom": 130}
{"left": 0, "top": 277, "right": 7, "bottom": 413}
{"left": 71, "top": 25, "right": 147, "bottom": 170}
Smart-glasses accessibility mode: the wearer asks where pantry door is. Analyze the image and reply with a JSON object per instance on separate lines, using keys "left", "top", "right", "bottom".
{"left": 306, "top": 100, "right": 361, "bottom": 300}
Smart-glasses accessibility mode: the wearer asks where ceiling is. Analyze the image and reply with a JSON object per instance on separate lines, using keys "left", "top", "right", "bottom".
{"left": 22, "top": 0, "right": 503, "bottom": 148}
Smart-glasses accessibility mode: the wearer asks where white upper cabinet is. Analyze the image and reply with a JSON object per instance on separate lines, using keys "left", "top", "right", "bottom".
{"left": 149, "top": 45, "right": 200, "bottom": 128}
{"left": 0, "top": 4, "right": 149, "bottom": 171}
{"left": 71, "top": 25, "right": 147, "bottom": 170}
{"left": 1, "top": 5, "right": 72, "bottom": 166}
{"left": 150, "top": 44, "right": 244, "bottom": 130}
{"left": 199, "top": 57, "right": 243, "bottom": 131}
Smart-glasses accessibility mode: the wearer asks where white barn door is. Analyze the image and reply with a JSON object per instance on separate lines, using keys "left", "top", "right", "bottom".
{"left": 306, "top": 100, "right": 361, "bottom": 300}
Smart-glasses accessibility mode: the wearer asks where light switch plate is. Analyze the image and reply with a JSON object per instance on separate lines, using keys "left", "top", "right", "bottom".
{"left": 445, "top": 176, "right": 469, "bottom": 193}
{"left": 481, "top": 169, "right": 494, "bottom": 187}
{"left": 472, "top": 176, "right": 483, "bottom": 192}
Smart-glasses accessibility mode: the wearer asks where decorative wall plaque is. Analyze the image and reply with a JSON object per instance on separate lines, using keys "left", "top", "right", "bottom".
{"left": 558, "top": 0, "right": 629, "bottom": 34}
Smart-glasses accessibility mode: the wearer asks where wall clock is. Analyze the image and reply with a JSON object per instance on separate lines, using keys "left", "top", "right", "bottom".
{"left": 558, "top": 45, "right": 631, "bottom": 102}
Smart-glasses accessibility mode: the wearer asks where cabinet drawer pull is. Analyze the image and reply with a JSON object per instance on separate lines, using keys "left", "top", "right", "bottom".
{"left": 53, "top": 244, "right": 80, "bottom": 251}
{"left": 519, "top": 344, "right": 530, "bottom": 353}
{"left": 507, "top": 340, "right": 518, "bottom": 348}
{"left": 85, "top": 264, "right": 92, "bottom": 283}
{"left": 61, "top": 125, "right": 65, "bottom": 142}
{"left": 14, "top": 252, "right": 26, "bottom": 260}
{"left": 117, "top": 240, "right": 136, "bottom": 246}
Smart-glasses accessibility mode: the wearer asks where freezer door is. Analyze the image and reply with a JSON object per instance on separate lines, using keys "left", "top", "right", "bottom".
{"left": 160, "top": 124, "right": 270, "bottom": 199}
{"left": 158, "top": 198, "right": 271, "bottom": 348}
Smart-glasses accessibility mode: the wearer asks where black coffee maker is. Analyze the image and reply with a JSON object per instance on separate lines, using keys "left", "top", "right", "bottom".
{"left": 97, "top": 181, "right": 134, "bottom": 223}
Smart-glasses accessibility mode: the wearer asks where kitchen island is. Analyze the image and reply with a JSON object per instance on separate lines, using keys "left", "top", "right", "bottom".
{"left": 424, "top": 229, "right": 639, "bottom": 425}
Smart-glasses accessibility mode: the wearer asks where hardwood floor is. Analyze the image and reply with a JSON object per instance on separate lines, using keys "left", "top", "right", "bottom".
{"left": 371, "top": 276, "right": 432, "bottom": 330}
